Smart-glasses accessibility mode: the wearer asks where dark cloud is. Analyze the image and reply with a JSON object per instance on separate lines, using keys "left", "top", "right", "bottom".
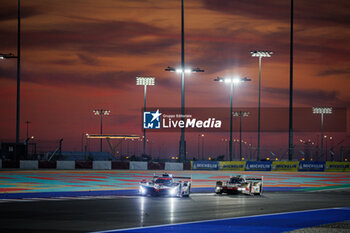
{"left": 0, "top": 20, "right": 177, "bottom": 56}
{"left": 264, "top": 87, "right": 350, "bottom": 107}
{"left": 80, "top": 38, "right": 178, "bottom": 57}
{"left": 0, "top": 5, "right": 44, "bottom": 21}
{"left": 317, "top": 68, "right": 350, "bottom": 77}
{"left": 201, "top": 0, "right": 350, "bottom": 27}
{"left": 0, "top": 66, "right": 143, "bottom": 90}
{"left": 77, "top": 53, "right": 100, "bottom": 66}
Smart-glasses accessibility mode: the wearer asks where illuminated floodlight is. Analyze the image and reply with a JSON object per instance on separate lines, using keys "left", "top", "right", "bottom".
{"left": 166, "top": 66, "right": 204, "bottom": 74}
{"left": 232, "top": 78, "right": 240, "bottom": 84}
{"left": 0, "top": 53, "right": 17, "bottom": 59}
{"left": 214, "top": 77, "right": 251, "bottom": 84}
{"left": 136, "top": 77, "right": 155, "bottom": 86}
{"left": 250, "top": 50, "right": 273, "bottom": 57}
{"left": 93, "top": 109, "right": 110, "bottom": 115}
{"left": 312, "top": 106, "right": 333, "bottom": 161}
{"left": 313, "top": 107, "right": 332, "bottom": 114}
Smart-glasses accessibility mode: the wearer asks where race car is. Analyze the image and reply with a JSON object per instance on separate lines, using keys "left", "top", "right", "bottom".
{"left": 139, "top": 173, "right": 191, "bottom": 197}
{"left": 215, "top": 175, "right": 263, "bottom": 195}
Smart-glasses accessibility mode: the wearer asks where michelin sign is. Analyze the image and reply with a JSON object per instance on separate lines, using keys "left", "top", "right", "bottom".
{"left": 245, "top": 161, "right": 272, "bottom": 171}
{"left": 298, "top": 161, "right": 325, "bottom": 171}
{"left": 192, "top": 161, "right": 219, "bottom": 170}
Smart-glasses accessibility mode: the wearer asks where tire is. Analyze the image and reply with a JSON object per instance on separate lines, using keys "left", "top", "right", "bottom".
{"left": 258, "top": 185, "right": 263, "bottom": 195}
{"left": 184, "top": 184, "right": 191, "bottom": 197}
{"left": 215, "top": 187, "right": 223, "bottom": 194}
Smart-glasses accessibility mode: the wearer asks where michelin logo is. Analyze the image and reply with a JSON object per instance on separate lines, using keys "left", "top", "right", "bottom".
{"left": 143, "top": 109, "right": 162, "bottom": 129}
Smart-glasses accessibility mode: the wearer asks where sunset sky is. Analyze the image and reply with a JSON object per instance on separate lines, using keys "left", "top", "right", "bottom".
{"left": 1, "top": 0, "right": 349, "bottom": 159}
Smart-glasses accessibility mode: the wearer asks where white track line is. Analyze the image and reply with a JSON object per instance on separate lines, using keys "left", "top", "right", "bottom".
{"left": 91, "top": 206, "right": 350, "bottom": 233}
{"left": 308, "top": 187, "right": 350, "bottom": 192}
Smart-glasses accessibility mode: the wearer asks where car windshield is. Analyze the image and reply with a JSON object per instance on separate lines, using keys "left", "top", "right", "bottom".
{"left": 229, "top": 178, "right": 243, "bottom": 184}
{"left": 155, "top": 178, "right": 172, "bottom": 185}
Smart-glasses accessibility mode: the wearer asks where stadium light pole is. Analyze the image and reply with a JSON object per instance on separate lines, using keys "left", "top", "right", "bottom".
{"left": 214, "top": 77, "right": 251, "bottom": 161}
{"left": 136, "top": 77, "right": 155, "bottom": 155}
{"left": 0, "top": 0, "right": 21, "bottom": 145}
{"left": 250, "top": 50, "right": 273, "bottom": 161}
{"left": 313, "top": 107, "right": 332, "bottom": 161}
{"left": 93, "top": 109, "right": 110, "bottom": 152}
{"left": 165, "top": 67, "right": 203, "bottom": 161}
{"left": 164, "top": 0, "right": 204, "bottom": 162}
{"left": 233, "top": 111, "right": 250, "bottom": 161}
{"left": 197, "top": 133, "right": 204, "bottom": 160}
{"left": 25, "top": 120, "right": 31, "bottom": 139}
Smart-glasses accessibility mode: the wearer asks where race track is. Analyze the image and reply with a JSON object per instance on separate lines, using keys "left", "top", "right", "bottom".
{"left": 1, "top": 189, "right": 350, "bottom": 232}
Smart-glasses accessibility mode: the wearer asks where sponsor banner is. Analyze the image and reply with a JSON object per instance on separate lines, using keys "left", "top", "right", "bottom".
{"left": 298, "top": 161, "right": 325, "bottom": 172}
{"left": 245, "top": 161, "right": 272, "bottom": 171}
{"left": 165, "top": 162, "right": 183, "bottom": 171}
{"left": 325, "top": 162, "right": 350, "bottom": 172}
{"left": 19, "top": 160, "right": 39, "bottom": 170}
{"left": 219, "top": 161, "right": 246, "bottom": 171}
{"left": 271, "top": 161, "right": 299, "bottom": 171}
{"left": 57, "top": 161, "right": 75, "bottom": 170}
{"left": 130, "top": 161, "right": 148, "bottom": 170}
{"left": 192, "top": 161, "right": 219, "bottom": 170}
{"left": 93, "top": 161, "right": 111, "bottom": 170}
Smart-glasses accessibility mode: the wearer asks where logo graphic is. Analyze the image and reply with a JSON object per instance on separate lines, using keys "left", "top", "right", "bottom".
{"left": 143, "top": 109, "right": 162, "bottom": 129}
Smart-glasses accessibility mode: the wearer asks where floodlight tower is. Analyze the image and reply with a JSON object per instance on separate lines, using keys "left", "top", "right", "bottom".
{"left": 136, "top": 77, "right": 155, "bottom": 155}
{"left": 250, "top": 50, "right": 273, "bottom": 161}
{"left": 233, "top": 111, "right": 250, "bottom": 160}
{"left": 214, "top": 77, "right": 251, "bottom": 161}
{"left": 93, "top": 109, "right": 110, "bottom": 152}
{"left": 313, "top": 107, "right": 332, "bottom": 161}
{"left": 0, "top": 0, "right": 21, "bottom": 145}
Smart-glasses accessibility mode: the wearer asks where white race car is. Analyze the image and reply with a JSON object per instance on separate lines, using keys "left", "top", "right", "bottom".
{"left": 139, "top": 173, "right": 191, "bottom": 197}
{"left": 215, "top": 175, "right": 263, "bottom": 195}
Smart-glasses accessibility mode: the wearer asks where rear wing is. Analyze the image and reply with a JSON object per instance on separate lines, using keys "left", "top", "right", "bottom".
{"left": 246, "top": 176, "right": 263, "bottom": 184}
{"left": 173, "top": 175, "right": 192, "bottom": 180}
{"left": 152, "top": 173, "right": 192, "bottom": 181}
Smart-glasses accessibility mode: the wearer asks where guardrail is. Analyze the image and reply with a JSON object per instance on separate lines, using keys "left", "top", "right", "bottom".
{"left": 0, "top": 160, "right": 349, "bottom": 172}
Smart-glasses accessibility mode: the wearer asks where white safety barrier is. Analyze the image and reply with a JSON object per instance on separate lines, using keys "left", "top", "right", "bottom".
{"left": 165, "top": 162, "right": 184, "bottom": 171}
{"left": 130, "top": 161, "right": 148, "bottom": 170}
{"left": 20, "top": 160, "right": 38, "bottom": 169}
{"left": 56, "top": 161, "right": 75, "bottom": 170}
{"left": 93, "top": 161, "right": 111, "bottom": 170}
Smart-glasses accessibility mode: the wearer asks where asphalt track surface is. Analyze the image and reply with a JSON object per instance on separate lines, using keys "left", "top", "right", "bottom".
{"left": 1, "top": 189, "right": 350, "bottom": 233}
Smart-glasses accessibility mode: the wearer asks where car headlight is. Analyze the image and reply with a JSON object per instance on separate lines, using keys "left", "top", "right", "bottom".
{"left": 170, "top": 187, "right": 177, "bottom": 196}
{"left": 139, "top": 186, "right": 146, "bottom": 194}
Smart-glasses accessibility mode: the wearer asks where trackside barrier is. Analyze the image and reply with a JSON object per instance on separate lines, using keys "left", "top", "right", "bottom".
{"left": 1, "top": 160, "right": 19, "bottom": 168}
{"left": 192, "top": 161, "right": 219, "bottom": 170}
{"left": 183, "top": 162, "right": 191, "bottom": 170}
{"left": 271, "top": 161, "right": 299, "bottom": 171}
{"left": 219, "top": 161, "right": 245, "bottom": 171}
{"left": 245, "top": 161, "right": 272, "bottom": 171}
{"left": 148, "top": 162, "right": 165, "bottom": 170}
{"left": 325, "top": 162, "right": 350, "bottom": 172}
{"left": 165, "top": 162, "right": 183, "bottom": 171}
{"left": 75, "top": 161, "right": 92, "bottom": 169}
{"left": 130, "top": 161, "right": 148, "bottom": 170}
{"left": 298, "top": 161, "right": 325, "bottom": 171}
{"left": 93, "top": 161, "right": 111, "bottom": 170}
{"left": 38, "top": 161, "right": 56, "bottom": 169}
{"left": 20, "top": 160, "right": 38, "bottom": 169}
{"left": 56, "top": 161, "right": 75, "bottom": 170}
{"left": 112, "top": 161, "right": 129, "bottom": 169}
